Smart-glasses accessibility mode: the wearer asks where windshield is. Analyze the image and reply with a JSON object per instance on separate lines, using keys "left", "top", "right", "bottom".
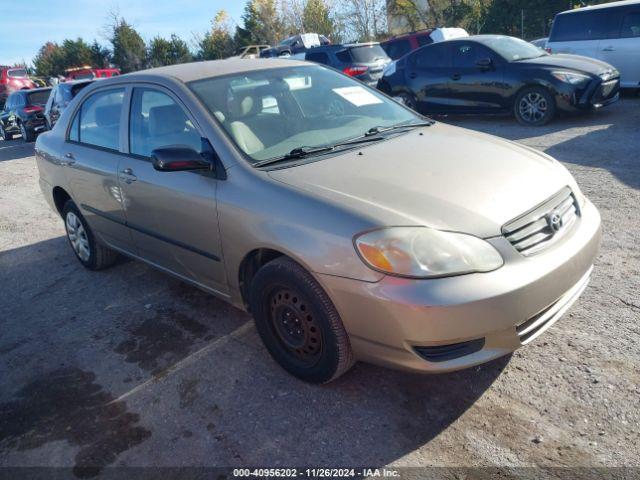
{"left": 8, "top": 68, "right": 28, "bottom": 78}
{"left": 481, "top": 36, "right": 547, "bottom": 61}
{"left": 349, "top": 44, "right": 389, "bottom": 63}
{"left": 27, "top": 90, "right": 51, "bottom": 106}
{"left": 189, "top": 65, "right": 419, "bottom": 163}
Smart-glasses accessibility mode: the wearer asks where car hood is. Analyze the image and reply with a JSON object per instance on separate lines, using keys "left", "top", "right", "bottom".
{"left": 267, "top": 123, "right": 578, "bottom": 238}
{"left": 516, "top": 53, "right": 614, "bottom": 75}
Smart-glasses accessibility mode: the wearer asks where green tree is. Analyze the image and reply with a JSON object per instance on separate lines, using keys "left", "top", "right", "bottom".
{"left": 110, "top": 17, "right": 147, "bottom": 73}
{"left": 33, "top": 42, "right": 64, "bottom": 77}
{"left": 303, "top": 0, "right": 335, "bottom": 37}
{"left": 60, "top": 38, "right": 93, "bottom": 69}
{"left": 148, "top": 34, "right": 192, "bottom": 67}
{"left": 197, "top": 10, "right": 236, "bottom": 60}
{"left": 235, "top": 0, "right": 285, "bottom": 46}
{"left": 90, "top": 40, "right": 112, "bottom": 68}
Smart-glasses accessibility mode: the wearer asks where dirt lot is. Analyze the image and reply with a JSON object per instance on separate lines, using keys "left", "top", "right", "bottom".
{"left": 1, "top": 96, "right": 639, "bottom": 477}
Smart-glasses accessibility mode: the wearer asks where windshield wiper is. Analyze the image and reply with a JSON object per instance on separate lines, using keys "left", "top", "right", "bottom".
{"left": 364, "top": 121, "right": 434, "bottom": 137}
{"left": 254, "top": 136, "right": 385, "bottom": 168}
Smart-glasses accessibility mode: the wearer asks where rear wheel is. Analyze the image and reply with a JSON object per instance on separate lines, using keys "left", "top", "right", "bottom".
{"left": 62, "top": 200, "right": 118, "bottom": 270}
{"left": 19, "top": 122, "right": 35, "bottom": 142}
{"left": 514, "top": 86, "right": 556, "bottom": 126}
{"left": 249, "top": 257, "right": 354, "bottom": 383}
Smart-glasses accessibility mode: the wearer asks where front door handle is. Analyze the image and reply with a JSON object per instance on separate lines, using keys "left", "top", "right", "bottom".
{"left": 120, "top": 168, "right": 137, "bottom": 184}
{"left": 602, "top": 46, "right": 615, "bottom": 52}
{"left": 451, "top": 73, "right": 461, "bottom": 81}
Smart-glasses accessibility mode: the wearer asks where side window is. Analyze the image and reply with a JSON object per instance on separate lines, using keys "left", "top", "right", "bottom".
{"left": 77, "top": 88, "right": 124, "bottom": 150}
{"left": 129, "top": 88, "right": 202, "bottom": 158}
{"left": 306, "top": 51, "right": 331, "bottom": 65}
{"left": 551, "top": 11, "right": 622, "bottom": 41}
{"left": 453, "top": 43, "right": 495, "bottom": 68}
{"left": 414, "top": 45, "right": 449, "bottom": 69}
{"left": 621, "top": 12, "right": 640, "bottom": 38}
{"left": 69, "top": 111, "right": 80, "bottom": 142}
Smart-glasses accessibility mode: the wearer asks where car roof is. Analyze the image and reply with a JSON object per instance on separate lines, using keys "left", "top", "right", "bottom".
{"left": 557, "top": 0, "right": 639, "bottom": 14}
{"left": 127, "top": 58, "right": 310, "bottom": 83}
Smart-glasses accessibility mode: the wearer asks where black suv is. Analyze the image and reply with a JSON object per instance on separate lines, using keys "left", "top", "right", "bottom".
{"left": 305, "top": 43, "right": 391, "bottom": 87}
{"left": 0, "top": 88, "right": 51, "bottom": 142}
{"left": 44, "top": 80, "right": 93, "bottom": 129}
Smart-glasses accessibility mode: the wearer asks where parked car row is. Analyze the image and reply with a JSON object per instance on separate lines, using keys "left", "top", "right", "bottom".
{"left": 0, "top": 79, "right": 94, "bottom": 142}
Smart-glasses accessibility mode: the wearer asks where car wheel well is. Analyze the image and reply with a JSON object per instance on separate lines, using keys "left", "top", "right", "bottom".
{"left": 239, "top": 248, "right": 285, "bottom": 309}
{"left": 52, "top": 187, "right": 71, "bottom": 216}
{"left": 512, "top": 83, "right": 554, "bottom": 108}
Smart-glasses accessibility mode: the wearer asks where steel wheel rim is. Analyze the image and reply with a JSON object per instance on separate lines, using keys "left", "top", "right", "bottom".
{"left": 66, "top": 212, "right": 91, "bottom": 261}
{"left": 519, "top": 92, "right": 547, "bottom": 123}
{"left": 269, "top": 288, "right": 323, "bottom": 367}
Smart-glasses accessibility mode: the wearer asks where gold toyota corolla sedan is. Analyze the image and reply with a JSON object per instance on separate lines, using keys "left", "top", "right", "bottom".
{"left": 35, "top": 59, "right": 601, "bottom": 383}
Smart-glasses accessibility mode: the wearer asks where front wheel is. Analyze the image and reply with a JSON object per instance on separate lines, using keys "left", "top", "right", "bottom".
{"left": 249, "top": 257, "right": 354, "bottom": 383}
{"left": 514, "top": 86, "right": 556, "bottom": 126}
{"left": 62, "top": 200, "right": 119, "bottom": 270}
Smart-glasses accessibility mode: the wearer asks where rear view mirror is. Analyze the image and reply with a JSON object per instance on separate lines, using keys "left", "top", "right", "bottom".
{"left": 151, "top": 147, "right": 211, "bottom": 172}
{"left": 476, "top": 58, "right": 493, "bottom": 70}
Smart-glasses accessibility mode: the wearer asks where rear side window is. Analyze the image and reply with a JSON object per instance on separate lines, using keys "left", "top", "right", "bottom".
{"left": 129, "top": 88, "right": 202, "bottom": 158}
{"left": 550, "top": 10, "right": 623, "bottom": 41}
{"left": 74, "top": 88, "right": 125, "bottom": 150}
{"left": 382, "top": 39, "right": 411, "bottom": 60}
{"left": 621, "top": 12, "right": 640, "bottom": 38}
{"left": 414, "top": 44, "right": 450, "bottom": 68}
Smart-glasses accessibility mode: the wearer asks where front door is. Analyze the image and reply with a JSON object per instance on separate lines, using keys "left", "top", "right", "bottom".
{"left": 446, "top": 42, "right": 506, "bottom": 113}
{"left": 406, "top": 43, "right": 452, "bottom": 113}
{"left": 118, "top": 86, "right": 227, "bottom": 295}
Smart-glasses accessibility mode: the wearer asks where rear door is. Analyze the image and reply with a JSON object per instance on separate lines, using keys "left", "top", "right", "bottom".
{"left": 599, "top": 8, "right": 640, "bottom": 87}
{"left": 446, "top": 41, "right": 506, "bottom": 113}
{"left": 405, "top": 43, "right": 452, "bottom": 113}
{"left": 63, "top": 87, "right": 133, "bottom": 252}
{"left": 118, "top": 85, "right": 227, "bottom": 295}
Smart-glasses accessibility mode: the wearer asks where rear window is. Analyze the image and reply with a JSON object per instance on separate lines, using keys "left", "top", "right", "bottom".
{"left": 621, "top": 11, "right": 640, "bottom": 38}
{"left": 8, "top": 68, "right": 27, "bottom": 78}
{"left": 382, "top": 39, "right": 412, "bottom": 60}
{"left": 550, "top": 9, "right": 623, "bottom": 41}
{"left": 26, "top": 90, "right": 50, "bottom": 106}
{"left": 347, "top": 45, "right": 389, "bottom": 63}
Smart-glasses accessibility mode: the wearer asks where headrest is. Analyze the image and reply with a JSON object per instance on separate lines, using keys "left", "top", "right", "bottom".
{"left": 228, "top": 94, "right": 256, "bottom": 119}
{"left": 95, "top": 105, "right": 121, "bottom": 127}
{"left": 149, "top": 104, "right": 187, "bottom": 136}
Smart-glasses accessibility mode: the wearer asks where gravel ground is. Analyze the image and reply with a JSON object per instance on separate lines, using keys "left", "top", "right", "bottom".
{"left": 0, "top": 95, "right": 638, "bottom": 478}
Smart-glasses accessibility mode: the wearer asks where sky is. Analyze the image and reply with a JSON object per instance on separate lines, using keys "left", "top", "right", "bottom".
{"left": 0, "top": 0, "right": 246, "bottom": 66}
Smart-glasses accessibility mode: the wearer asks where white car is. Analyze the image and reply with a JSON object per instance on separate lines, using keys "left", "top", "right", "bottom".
{"left": 546, "top": 0, "right": 640, "bottom": 88}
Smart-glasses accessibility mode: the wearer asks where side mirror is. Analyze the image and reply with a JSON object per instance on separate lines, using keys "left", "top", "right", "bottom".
{"left": 151, "top": 147, "right": 211, "bottom": 172}
{"left": 476, "top": 58, "right": 493, "bottom": 70}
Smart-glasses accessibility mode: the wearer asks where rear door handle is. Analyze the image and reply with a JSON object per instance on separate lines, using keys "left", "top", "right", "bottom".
{"left": 61, "top": 153, "right": 75, "bottom": 166}
{"left": 451, "top": 73, "right": 461, "bottom": 81}
{"left": 120, "top": 167, "right": 137, "bottom": 184}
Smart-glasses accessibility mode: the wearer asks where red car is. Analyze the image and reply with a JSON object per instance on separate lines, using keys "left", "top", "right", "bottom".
{"left": 64, "top": 66, "right": 121, "bottom": 81}
{"left": 0, "top": 66, "right": 36, "bottom": 107}
{"left": 380, "top": 29, "right": 435, "bottom": 60}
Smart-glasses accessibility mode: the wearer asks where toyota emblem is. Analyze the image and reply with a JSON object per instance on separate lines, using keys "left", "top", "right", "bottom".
{"left": 547, "top": 211, "right": 563, "bottom": 232}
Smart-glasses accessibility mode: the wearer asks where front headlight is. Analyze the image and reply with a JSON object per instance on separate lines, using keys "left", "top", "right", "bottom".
{"left": 551, "top": 70, "right": 591, "bottom": 85}
{"left": 354, "top": 227, "right": 504, "bottom": 278}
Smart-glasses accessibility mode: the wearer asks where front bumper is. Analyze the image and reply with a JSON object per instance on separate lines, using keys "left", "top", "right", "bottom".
{"left": 319, "top": 199, "right": 601, "bottom": 373}
{"left": 556, "top": 77, "right": 620, "bottom": 112}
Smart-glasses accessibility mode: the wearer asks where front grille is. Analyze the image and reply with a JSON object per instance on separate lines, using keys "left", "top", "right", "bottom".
{"left": 593, "top": 79, "right": 619, "bottom": 103}
{"left": 502, "top": 187, "right": 580, "bottom": 256}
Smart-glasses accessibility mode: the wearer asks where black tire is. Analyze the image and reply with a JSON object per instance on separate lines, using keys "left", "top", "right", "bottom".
{"left": 62, "top": 200, "right": 118, "bottom": 270}
{"left": 19, "top": 122, "right": 35, "bottom": 142}
{"left": 514, "top": 86, "right": 556, "bottom": 126}
{"left": 0, "top": 124, "right": 7, "bottom": 141}
{"left": 249, "top": 257, "right": 354, "bottom": 383}
{"left": 396, "top": 92, "right": 417, "bottom": 111}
